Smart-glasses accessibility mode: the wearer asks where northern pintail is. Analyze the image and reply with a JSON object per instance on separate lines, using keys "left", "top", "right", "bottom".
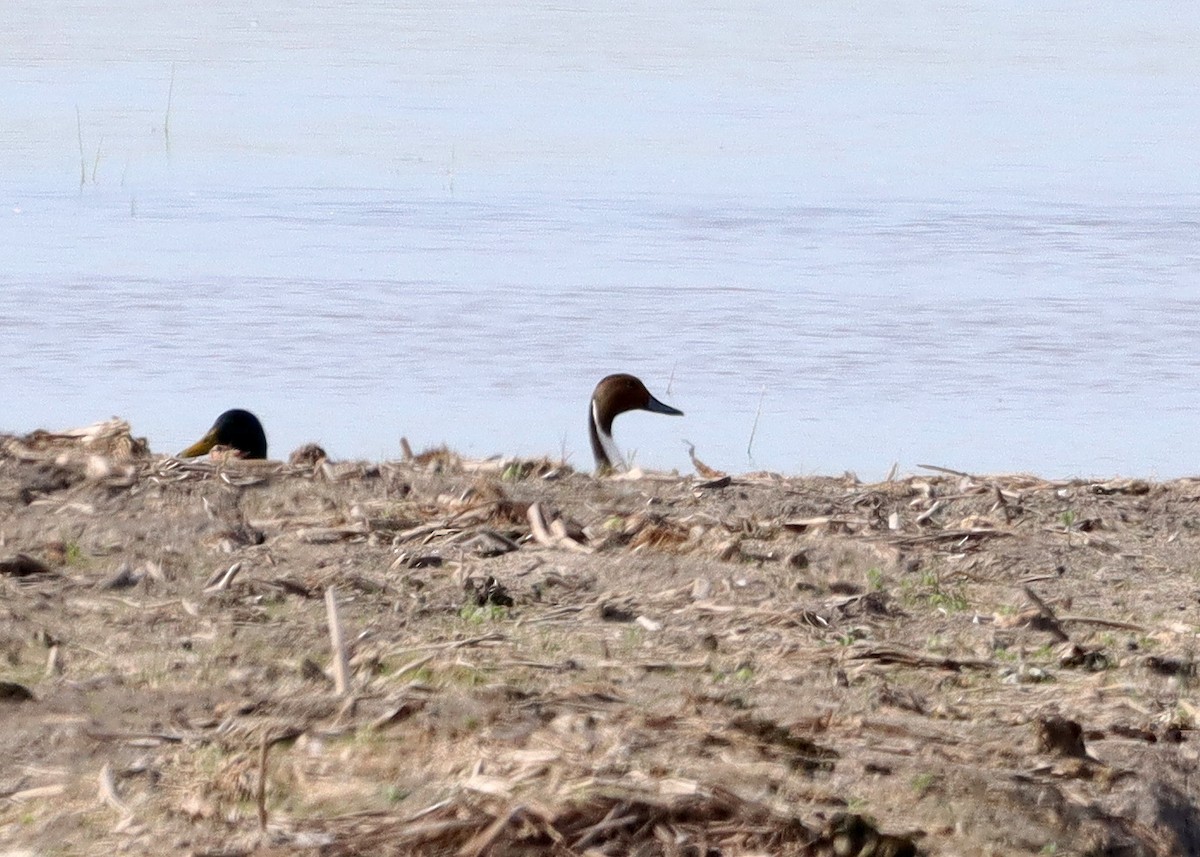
{"left": 589, "top": 374, "right": 682, "bottom": 472}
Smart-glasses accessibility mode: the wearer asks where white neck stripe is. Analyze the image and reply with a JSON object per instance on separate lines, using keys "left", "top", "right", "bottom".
{"left": 593, "top": 400, "right": 625, "bottom": 471}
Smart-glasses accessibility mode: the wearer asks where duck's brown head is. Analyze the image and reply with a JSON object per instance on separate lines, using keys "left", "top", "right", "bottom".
{"left": 588, "top": 373, "right": 682, "bottom": 472}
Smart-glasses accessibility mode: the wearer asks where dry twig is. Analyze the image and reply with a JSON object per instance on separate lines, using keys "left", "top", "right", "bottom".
{"left": 326, "top": 586, "right": 351, "bottom": 695}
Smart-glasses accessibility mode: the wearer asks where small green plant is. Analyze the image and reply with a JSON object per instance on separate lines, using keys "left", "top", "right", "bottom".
{"left": 1135, "top": 634, "right": 1160, "bottom": 652}
{"left": 501, "top": 460, "right": 543, "bottom": 480}
{"left": 1174, "top": 705, "right": 1196, "bottom": 729}
{"left": 459, "top": 604, "right": 509, "bottom": 624}
{"left": 927, "top": 588, "right": 969, "bottom": 612}
{"left": 402, "top": 665, "right": 435, "bottom": 684}
{"left": 709, "top": 662, "right": 756, "bottom": 685}
{"left": 621, "top": 627, "right": 645, "bottom": 650}
{"left": 865, "top": 567, "right": 885, "bottom": 591}
{"left": 1060, "top": 509, "right": 1076, "bottom": 528}
{"left": 64, "top": 541, "right": 85, "bottom": 565}
{"left": 1032, "top": 644, "right": 1055, "bottom": 661}
{"left": 911, "top": 772, "right": 938, "bottom": 797}
{"left": 835, "top": 627, "right": 867, "bottom": 647}
{"left": 916, "top": 569, "right": 969, "bottom": 612}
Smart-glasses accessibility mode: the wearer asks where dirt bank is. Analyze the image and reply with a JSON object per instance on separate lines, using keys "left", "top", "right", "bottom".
{"left": 2, "top": 422, "right": 1199, "bottom": 855}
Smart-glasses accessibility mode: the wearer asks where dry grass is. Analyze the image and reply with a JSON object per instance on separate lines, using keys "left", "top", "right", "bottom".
{"left": 1, "top": 423, "right": 1199, "bottom": 855}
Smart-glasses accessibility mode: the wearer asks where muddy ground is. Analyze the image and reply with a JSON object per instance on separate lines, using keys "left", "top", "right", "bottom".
{"left": 2, "top": 421, "right": 1200, "bottom": 856}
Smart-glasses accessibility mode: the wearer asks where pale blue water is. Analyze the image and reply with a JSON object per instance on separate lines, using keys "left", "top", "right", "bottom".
{"left": 3, "top": 2, "right": 1200, "bottom": 478}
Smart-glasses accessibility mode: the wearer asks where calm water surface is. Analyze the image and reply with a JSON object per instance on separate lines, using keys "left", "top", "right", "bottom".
{"left": 3, "top": 2, "right": 1200, "bottom": 477}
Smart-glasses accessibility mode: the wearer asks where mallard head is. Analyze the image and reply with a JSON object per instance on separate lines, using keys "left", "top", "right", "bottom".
{"left": 180, "top": 409, "right": 268, "bottom": 460}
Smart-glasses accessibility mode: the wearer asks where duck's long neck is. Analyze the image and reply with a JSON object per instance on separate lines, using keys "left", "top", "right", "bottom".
{"left": 589, "top": 400, "right": 623, "bottom": 472}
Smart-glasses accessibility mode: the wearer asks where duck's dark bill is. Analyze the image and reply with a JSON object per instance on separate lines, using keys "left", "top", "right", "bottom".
{"left": 644, "top": 396, "right": 683, "bottom": 416}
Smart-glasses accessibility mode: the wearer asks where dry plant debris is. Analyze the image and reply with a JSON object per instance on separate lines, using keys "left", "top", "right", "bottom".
{"left": 1, "top": 423, "right": 1199, "bottom": 855}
